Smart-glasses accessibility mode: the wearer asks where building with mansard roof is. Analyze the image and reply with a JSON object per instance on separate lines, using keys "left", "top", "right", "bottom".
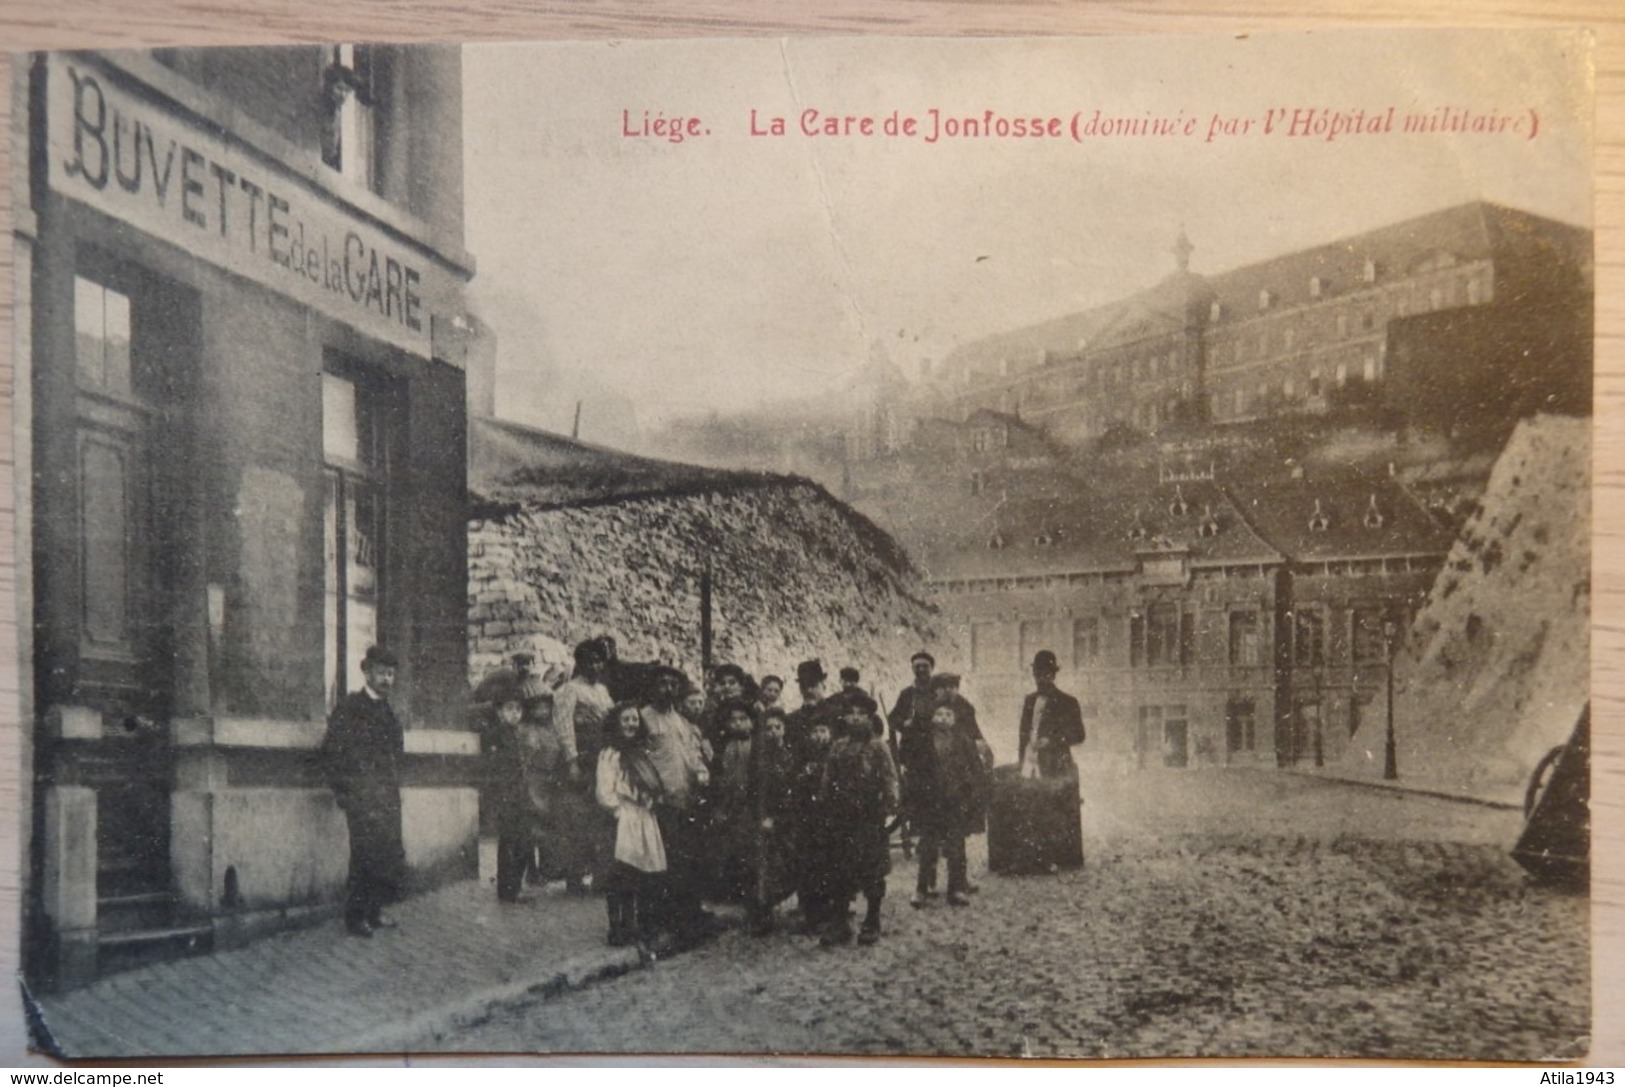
{"left": 922, "top": 202, "right": 1591, "bottom": 446}
{"left": 921, "top": 435, "right": 1453, "bottom": 771}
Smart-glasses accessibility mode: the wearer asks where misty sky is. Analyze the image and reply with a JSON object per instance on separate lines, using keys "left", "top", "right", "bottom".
{"left": 462, "top": 31, "right": 1591, "bottom": 437}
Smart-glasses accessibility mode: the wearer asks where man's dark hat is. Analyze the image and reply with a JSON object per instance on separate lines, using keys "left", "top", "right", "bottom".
{"left": 1032, "top": 650, "right": 1060, "bottom": 673}
{"left": 929, "top": 672, "right": 961, "bottom": 691}
{"left": 839, "top": 666, "right": 860, "bottom": 684}
{"left": 362, "top": 645, "right": 398, "bottom": 670}
{"left": 796, "top": 659, "right": 827, "bottom": 687}
{"left": 910, "top": 651, "right": 935, "bottom": 667}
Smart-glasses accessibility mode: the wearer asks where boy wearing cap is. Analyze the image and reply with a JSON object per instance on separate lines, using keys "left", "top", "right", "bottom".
{"left": 910, "top": 698, "right": 986, "bottom": 908}
{"left": 322, "top": 645, "right": 408, "bottom": 937}
{"left": 820, "top": 690, "right": 900, "bottom": 946}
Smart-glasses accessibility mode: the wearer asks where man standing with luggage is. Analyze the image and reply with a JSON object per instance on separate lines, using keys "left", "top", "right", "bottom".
{"left": 1018, "top": 650, "right": 1086, "bottom": 781}
{"left": 989, "top": 650, "right": 1087, "bottom": 876}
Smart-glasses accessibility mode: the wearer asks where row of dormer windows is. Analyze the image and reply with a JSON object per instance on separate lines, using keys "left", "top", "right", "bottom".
{"left": 959, "top": 263, "right": 1491, "bottom": 395}
{"left": 1212, "top": 255, "right": 1420, "bottom": 321}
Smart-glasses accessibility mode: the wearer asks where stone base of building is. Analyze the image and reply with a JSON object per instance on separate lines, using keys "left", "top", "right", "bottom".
{"left": 33, "top": 716, "right": 481, "bottom": 992}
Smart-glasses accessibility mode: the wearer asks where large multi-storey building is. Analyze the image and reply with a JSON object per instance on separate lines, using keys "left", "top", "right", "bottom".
{"left": 850, "top": 410, "right": 1454, "bottom": 769}
{"left": 861, "top": 203, "right": 1589, "bottom": 765}
{"left": 918, "top": 203, "right": 1590, "bottom": 446}
{"left": 15, "top": 46, "right": 478, "bottom": 988}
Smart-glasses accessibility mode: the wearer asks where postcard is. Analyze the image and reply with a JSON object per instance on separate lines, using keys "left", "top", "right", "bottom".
{"left": 8, "top": 29, "right": 1593, "bottom": 1060}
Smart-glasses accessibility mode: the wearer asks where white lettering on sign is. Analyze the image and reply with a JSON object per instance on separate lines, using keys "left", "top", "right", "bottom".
{"left": 47, "top": 57, "right": 462, "bottom": 359}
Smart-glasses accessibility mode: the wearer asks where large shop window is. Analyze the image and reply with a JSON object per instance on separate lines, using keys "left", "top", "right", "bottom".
{"left": 323, "top": 371, "right": 388, "bottom": 707}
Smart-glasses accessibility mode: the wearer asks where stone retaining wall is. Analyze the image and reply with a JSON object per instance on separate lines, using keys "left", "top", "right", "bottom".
{"left": 469, "top": 481, "right": 954, "bottom": 697}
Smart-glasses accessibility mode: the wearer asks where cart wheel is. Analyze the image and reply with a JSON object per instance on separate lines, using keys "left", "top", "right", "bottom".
{"left": 1524, "top": 744, "right": 1565, "bottom": 819}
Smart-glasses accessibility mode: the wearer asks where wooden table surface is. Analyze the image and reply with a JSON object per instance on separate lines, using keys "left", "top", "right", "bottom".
{"left": 0, "top": 0, "right": 1618, "bottom": 1067}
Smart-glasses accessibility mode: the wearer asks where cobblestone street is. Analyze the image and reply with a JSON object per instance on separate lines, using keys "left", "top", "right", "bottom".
{"left": 412, "top": 769, "right": 1588, "bottom": 1061}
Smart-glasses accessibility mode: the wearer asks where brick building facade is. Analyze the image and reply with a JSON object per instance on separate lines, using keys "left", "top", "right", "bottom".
{"left": 16, "top": 46, "right": 478, "bottom": 988}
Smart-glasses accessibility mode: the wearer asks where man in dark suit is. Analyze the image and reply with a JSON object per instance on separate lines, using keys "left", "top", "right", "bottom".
{"left": 992, "top": 651, "right": 1087, "bottom": 875}
{"left": 322, "top": 645, "right": 408, "bottom": 938}
{"left": 1018, "top": 650, "right": 1086, "bottom": 780}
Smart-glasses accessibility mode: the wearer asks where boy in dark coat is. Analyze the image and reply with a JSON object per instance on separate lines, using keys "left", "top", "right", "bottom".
{"left": 820, "top": 691, "right": 900, "bottom": 946}
{"left": 709, "top": 699, "right": 759, "bottom": 906}
{"left": 910, "top": 699, "right": 987, "bottom": 908}
{"left": 788, "top": 716, "right": 837, "bottom": 936}
{"left": 753, "top": 707, "right": 796, "bottom": 932}
{"left": 475, "top": 669, "right": 539, "bottom": 903}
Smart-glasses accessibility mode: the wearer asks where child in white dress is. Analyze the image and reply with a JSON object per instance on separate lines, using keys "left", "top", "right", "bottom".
{"left": 595, "top": 702, "right": 668, "bottom": 947}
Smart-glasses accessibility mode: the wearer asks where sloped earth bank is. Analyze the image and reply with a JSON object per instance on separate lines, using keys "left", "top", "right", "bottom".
{"left": 418, "top": 768, "right": 1586, "bottom": 1061}
{"left": 1344, "top": 414, "right": 1590, "bottom": 802}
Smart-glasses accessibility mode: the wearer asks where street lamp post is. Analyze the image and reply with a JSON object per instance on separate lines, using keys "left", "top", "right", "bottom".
{"left": 1383, "top": 617, "right": 1399, "bottom": 781}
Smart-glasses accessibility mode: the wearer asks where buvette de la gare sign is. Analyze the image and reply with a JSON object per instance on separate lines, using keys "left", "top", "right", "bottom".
{"left": 45, "top": 56, "right": 463, "bottom": 358}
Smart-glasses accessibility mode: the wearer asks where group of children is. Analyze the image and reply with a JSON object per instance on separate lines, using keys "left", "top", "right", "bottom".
{"left": 479, "top": 649, "right": 992, "bottom": 952}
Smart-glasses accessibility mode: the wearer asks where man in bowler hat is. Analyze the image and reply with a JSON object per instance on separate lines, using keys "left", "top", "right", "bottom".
{"left": 322, "top": 645, "right": 408, "bottom": 937}
{"left": 1019, "top": 650, "right": 1086, "bottom": 780}
{"left": 785, "top": 659, "right": 829, "bottom": 754}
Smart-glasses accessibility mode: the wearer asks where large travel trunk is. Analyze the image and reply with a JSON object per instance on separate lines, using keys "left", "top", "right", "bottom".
{"left": 987, "top": 764, "right": 1083, "bottom": 875}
